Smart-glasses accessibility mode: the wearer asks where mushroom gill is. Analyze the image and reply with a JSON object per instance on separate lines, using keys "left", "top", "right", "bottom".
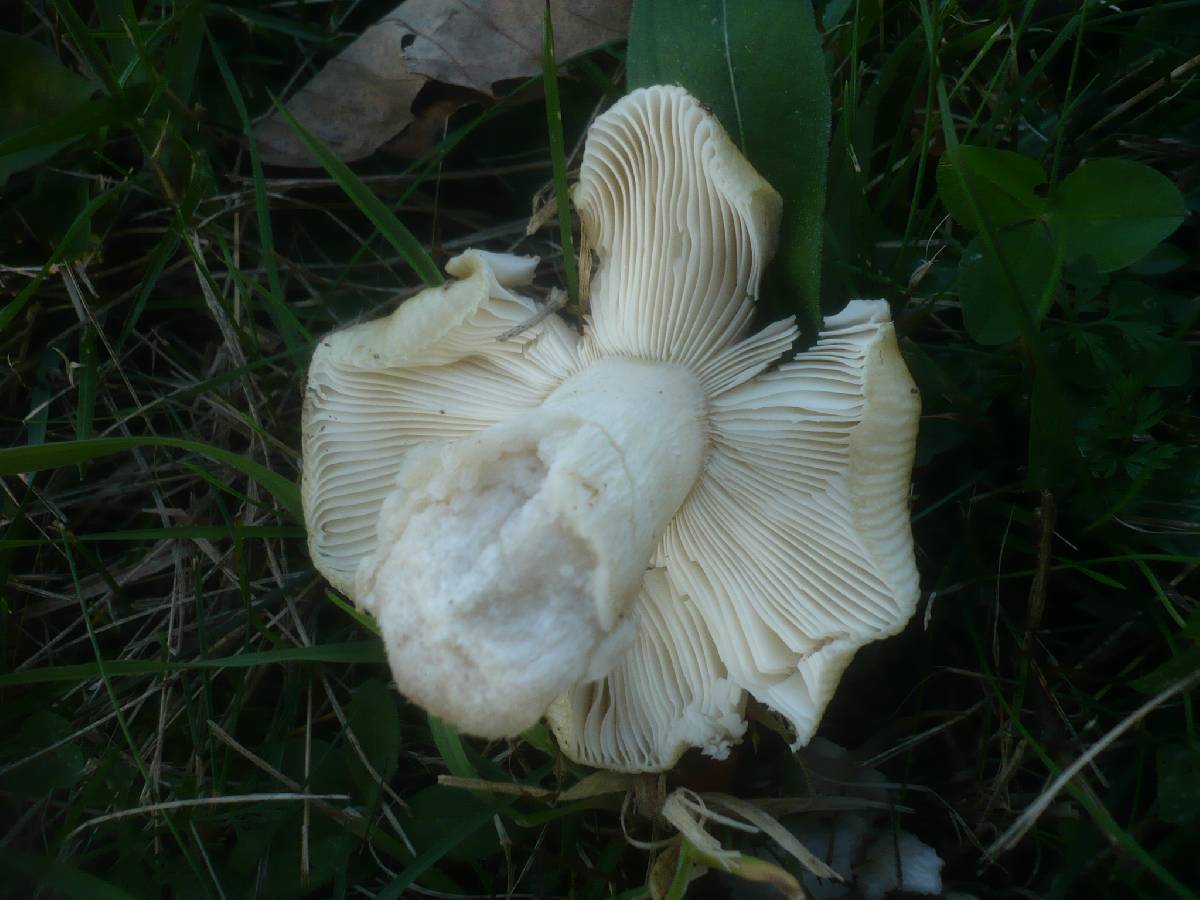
{"left": 301, "top": 85, "right": 921, "bottom": 772}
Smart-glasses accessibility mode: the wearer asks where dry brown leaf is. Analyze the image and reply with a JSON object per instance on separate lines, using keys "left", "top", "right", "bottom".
{"left": 393, "top": 0, "right": 626, "bottom": 95}
{"left": 256, "top": 0, "right": 629, "bottom": 167}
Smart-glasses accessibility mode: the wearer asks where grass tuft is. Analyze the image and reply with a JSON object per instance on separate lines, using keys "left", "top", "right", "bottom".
{"left": 1, "top": 2, "right": 1197, "bottom": 898}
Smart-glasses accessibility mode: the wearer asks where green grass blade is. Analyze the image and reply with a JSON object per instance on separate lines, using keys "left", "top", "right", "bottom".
{"left": 429, "top": 715, "right": 479, "bottom": 779}
{"left": 0, "top": 187, "right": 122, "bottom": 333}
{"left": 50, "top": 0, "right": 122, "bottom": 96}
{"left": 373, "top": 811, "right": 494, "bottom": 900}
{"left": 268, "top": 93, "right": 443, "bottom": 288}
{"left": 61, "top": 530, "right": 205, "bottom": 882}
{"left": 114, "top": 226, "right": 181, "bottom": 351}
{"left": 663, "top": 842, "right": 693, "bottom": 900}
{"left": 0, "top": 437, "right": 301, "bottom": 521}
{"left": 0, "top": 93, "right": 125, "bottom": 161}
{"left": 207, "top": 28, "right": 309, "bottom": 354}
{"left": 74, "top": 326, "right": 97, "bottom": 444}
{"left": 0, "top": 525, "right": 302, "bottom": 547}
{"left": 542, "top": 4, "right": 580, "bottom": 308}
{"left": 0, "top": 640, "right": 384, "bottom": 688}
{"left": 326, "top": 589, "right": 381, "bottom": 635}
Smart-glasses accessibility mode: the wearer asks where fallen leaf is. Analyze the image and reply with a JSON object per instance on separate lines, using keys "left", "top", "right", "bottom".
{"left": 256, "top": 0, "right": 629, "bottom": 167}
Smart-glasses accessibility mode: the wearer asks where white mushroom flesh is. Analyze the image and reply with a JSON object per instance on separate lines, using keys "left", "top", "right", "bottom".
{"left": 354, "top": 359, "right": 708, "bottom": 737}
{"left": 302, "top": 250, "right": 579, "bottom": 593}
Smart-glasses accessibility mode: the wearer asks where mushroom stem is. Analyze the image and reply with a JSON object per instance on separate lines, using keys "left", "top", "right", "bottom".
{"left": 356, "top": 358, "right": 709, "bottom": 738}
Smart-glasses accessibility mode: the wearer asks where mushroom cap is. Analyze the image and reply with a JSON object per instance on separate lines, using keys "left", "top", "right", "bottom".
{"left": 300, "top": 85, "right": 921, "bottom": 773}
{"left": 546, "top": 87, "right": 920, "bottom": 770}
{"left": 574, "top": 85, "right": 782, "bottom": 368}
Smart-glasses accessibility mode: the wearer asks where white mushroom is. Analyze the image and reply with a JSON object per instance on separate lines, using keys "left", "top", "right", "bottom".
{"left": 301, "top": 85, "right": 920, "bottom": 772}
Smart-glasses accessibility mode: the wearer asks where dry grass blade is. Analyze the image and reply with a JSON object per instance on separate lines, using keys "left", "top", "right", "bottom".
{"left": 1087, "top": 51, "right": 1200, "bottom": 133}
{"left": 987, "top": 667, "right": 1200, "bottom": 857}
{"left": 558, "top": 769, "right": 639, "bottom": 803}
{"left": 437, "top": 775, "right": 554, "bottom": 799}
{"left": 67, "top": 792, "right": 350, "bottom": 841}
{"left": 495, "top": 288, "right": 568, "bottom": 342}
{"left": 704, "top": 793, "right": 844, "bottom": 882}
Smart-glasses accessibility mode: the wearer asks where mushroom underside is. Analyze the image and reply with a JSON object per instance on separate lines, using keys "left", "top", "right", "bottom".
{"left": 300, "top": 85, "right": 922, "bottom": 773}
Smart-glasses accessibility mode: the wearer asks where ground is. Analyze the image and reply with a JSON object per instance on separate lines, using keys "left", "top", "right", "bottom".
{"left": 1, "top": 2, "right": 1198, "bottom": 898}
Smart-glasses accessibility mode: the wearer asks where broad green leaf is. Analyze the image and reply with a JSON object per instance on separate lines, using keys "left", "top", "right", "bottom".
{"left": 936, "top": 145, "right": 1047, "bottom": 231}
{"left": 0, "top": 437, "right": 301, "bottom": 521}
{"left": 226, "top": 786, "right": 356, "bottom": 899}
{"left": 627, "top": 0, "right": 830, "bottom": 330}
{"left": 1133, "top": 646, "right": 1200, "bottom": 695}
{"left": 1051, "top": 159, "right": 1185, "bottom": 272}
{"left": 0, "top": 31, "right": 99, "bottom": 183}
{"left": 1140, "top": 340, "right": 1192, "bottom": 389}
{"left": 1157, "top": 744, "right": 1200, "bottom": 825}
{"left": 0, "top": 92, "right": 126, "bottom": 164}
{"left": 0, "top": 33, "right": 97, "bottom": 107}
{"left": 374, "top": 810, "right": 493, "bottom": 899}
{"left": 346, "top": 679, "right": 401, "bottom": 802}
{"left": 957, "top": 221, "right": 1062, "bottom": 345}
{"left": 0, "top": 850, "right": 139, "bottom": 900}
{"left": 0, "top": 711, "right": 85, "bottom": 797}
{"left": 394, "top": 785, "right": 498, "bottom": 868}
{"left": 1129, "top": 242, "right": 1189, "bottom": 277}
